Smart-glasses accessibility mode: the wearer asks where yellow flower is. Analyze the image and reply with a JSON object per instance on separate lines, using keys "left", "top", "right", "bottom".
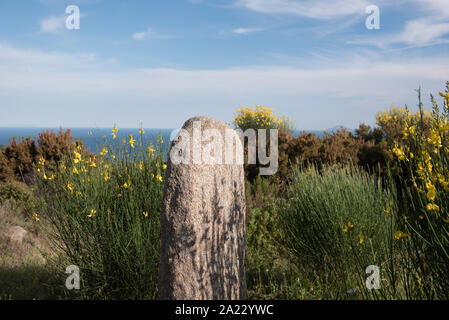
{"left": 384, "top": 206, "right": 391, "bottom": 214}
{"left": 73, "top": 167, "right": 79, "bottom": 175}
{"left": 100, "top": 148, "right": 108, "bottom": 156}
{"left": 139, "top": 128, "right": 145, "bottom": 135}
{"left": 87, "top": 209, "right": 96, "bottom": 218}
{"left": 156, "top": 174, "right": 163, "bottom": 182}
{"left": 73, "top": 150, "right": 82, "bottom": 164}
{"left": 392, "top": 144, "right": 405, "bottom": 161}
{"left": 104, "top": 172, "right": 110, "bottom": 182}
{"left": 32, "top": 212, "right": 40, "bottom": 222}
{"left": 67, "top": 183, "right": 74, "bottom": 194}
{"left": 139, "top": 161, "right": 143, "bottom": 170}
{"left": 123, "top": 182, "right": 130, "bottom": 189}
{"left": 143, "top": 211, "right": 149, "bottom": 218}
{"left": 426, "top": 203, "right": 440, "bottom": 212}
{"left": 128, "top": 134, "right": 136, "bottom": 148}
{"left": 394, "top": 230, "right": 408, "bottom": 240}
{"left": 343, "top": 221, "right": 354, "bottom": 232}
{"left": 111, "top": 125, "right": 119, "bottom": 139}
{"left": 427, "top": 189, "right": 436, "bottom": 202}
{"left": 38, "top": 157, "right": 45, "bottom": 166}
{"left": 163, "top": 164, "right": 167, "bottom": 170}
{"left": 148, "top": 144, "right": 155, "bottom": 156}
{"left": 358, "top": 234, "right": 365, "bottom": 244}
{"left": 426, "top": 181, "right": 437, "bottom": 201}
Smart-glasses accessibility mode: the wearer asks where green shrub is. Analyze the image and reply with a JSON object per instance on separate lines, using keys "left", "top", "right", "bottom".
{"left": 245, "top": 177, "right": 283, "bottom": 270}
{"left": 245, "top": 177, "right": 305, "bottom": 299}
{"left": 36, "top": 128, "right": 164, "bottom": 299}
{"left": 0, "top": 182, "right": 37, "bottom": 215}
{"left": 279, "top": 165, "right": 396, "bottom": 299}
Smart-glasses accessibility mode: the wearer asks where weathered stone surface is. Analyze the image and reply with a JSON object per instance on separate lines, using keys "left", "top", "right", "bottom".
{"left": 158, "top": 116, "right": 247, "bottom": 300}
{"left": 5, "top": 226, "right": 27, "bottom": 244}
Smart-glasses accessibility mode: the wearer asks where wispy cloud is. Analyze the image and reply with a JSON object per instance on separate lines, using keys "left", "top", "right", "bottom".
{"left": 132, "top": 27, "right": 153, "bottom": 40}
{"left": 349, "top": 0, "right": 449, "bottom": 49}
{"left": 1, "top": 43, "right": 447, "bottom": 104}
{"left": 414, "top": 0, "right": 449, "bottom": 19}
{"left": 132, "top": 27, "right": 177, "bottom": 40}
{"left": 235, "top": 0, "right": 369, "bottom": 20}
{"left": 232, "top": 27, "right": 263, "bottom": 34}
{"left": 1, "top": 43, "right": 448, "bottom": 128}
{"left": 40, "top": 15, "right": 66, "bottom": 33}
{"left": 396, "top": 19, "right": 449, "bottom": 46}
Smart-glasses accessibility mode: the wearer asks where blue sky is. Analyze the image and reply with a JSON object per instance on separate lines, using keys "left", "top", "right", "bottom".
{"left": 0, "top": 0, "right": 449, "bottom": 130}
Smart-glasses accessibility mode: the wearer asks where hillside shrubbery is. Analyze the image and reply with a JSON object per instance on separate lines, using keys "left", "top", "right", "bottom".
{"left": 2, "top": 83, "right": 449, "bottom": 300}
{"left": 35, "top": 129, "right": 165, "bottom": 299}
{"left": 0, "top": 129, "right": 87, "bottom": 182}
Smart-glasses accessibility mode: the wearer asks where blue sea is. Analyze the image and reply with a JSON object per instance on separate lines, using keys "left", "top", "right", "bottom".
{"left": 0, "top": 127, "right": 326, "bottom": 152}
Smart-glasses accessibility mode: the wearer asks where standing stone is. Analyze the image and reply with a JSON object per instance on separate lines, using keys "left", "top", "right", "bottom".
{"left": 158, "top": 116, "right": 247, "bottom": 300}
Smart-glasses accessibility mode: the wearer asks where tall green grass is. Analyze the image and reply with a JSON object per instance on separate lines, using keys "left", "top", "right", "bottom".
{"left": 279, "top": 165, "right": 397, "bottom": 299}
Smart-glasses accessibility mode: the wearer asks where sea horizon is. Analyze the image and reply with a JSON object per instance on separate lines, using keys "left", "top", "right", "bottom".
{"left": 0, "top": 127, "right": 353, "bottom": 151}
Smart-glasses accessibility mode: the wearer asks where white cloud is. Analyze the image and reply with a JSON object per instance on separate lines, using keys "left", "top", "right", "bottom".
{"left": 232, "top": 27, "right": 263, "bottom": 34}
{"left": 40, "top": 15, "right": 66, "bottom": 33}
{"left": 235, "top": 0, "right": 369, "bottom": 20}
{"left": 414, "top": 0, "right": 449, "bottom": 19}
{"left": 132, "top": 27, "right": 177, "bottom": 40}
{"left": 132, "top": 28, "right": 153, "bottom": 40}
{"left": 349, "top": 19, "right": 449, "bottom": 48}
{"left": 1, "top": 43, "right": 448, "bottom": 128}
{"left": 0, "top": 43, "right": 100, "bottom": 71}
{"left": 1, "top": 43, "right": 447, "bottom": 99}
{"left": 399, "top": 20, "right": 449, "bottom": 46}
{"left": 346, "top": 0, "right": 449, "bottom": 48}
